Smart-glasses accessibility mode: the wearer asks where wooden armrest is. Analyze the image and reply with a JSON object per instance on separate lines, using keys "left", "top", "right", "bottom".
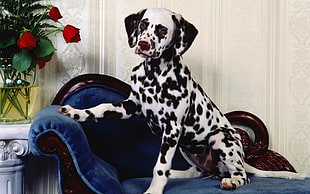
{"left": 38, "top": 131, "right": 94, "bottom": 194}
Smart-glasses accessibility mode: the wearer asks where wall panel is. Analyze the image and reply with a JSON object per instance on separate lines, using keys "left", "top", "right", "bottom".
{"left": 283, "top": 0, "right": 310, "bottom": 171}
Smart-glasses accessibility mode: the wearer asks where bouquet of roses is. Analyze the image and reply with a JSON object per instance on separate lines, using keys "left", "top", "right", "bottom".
{"left": 0, "top": 0, "right": 81, "bottom": 86}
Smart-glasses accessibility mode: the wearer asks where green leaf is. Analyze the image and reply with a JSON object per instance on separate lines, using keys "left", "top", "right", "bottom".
{"left": 12, "top": 49, "right": 32, "bottom": 72}
{"left": 0, "top": 31, "right": 17, "bottom": 48}
{"left": 28, "top": 57, "right": 38, "bottom": 71}
{"left": 34, "top": 38, "right": 56, "bottom": 58}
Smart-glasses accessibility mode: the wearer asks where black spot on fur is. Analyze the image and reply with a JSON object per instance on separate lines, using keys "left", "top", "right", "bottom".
{"left": 180, "top": 132, "right": 195, "bottom": 144}
{"left": 161, "top": 143, "right": 170, "bottom": 156}
{"left": 155, "top": 24, "right": 168, "bottom": 43}
{"left": 74, "top": 114, "right": 80, "bottom": 120}
{"left": 197, "top": 104, "right": 203, "bottom": 115}
{"left": 148, "top": 88, "right": 154, "bottom": 94}
{"left": 131, "top": 91, "right": 140, "bottom": 101}
{"left": 193, "top": 124, "right": 200, "bottom": 131}
{"left": 208, "top": 119, "right": 212, "bottom": 126}
{"left": 141, "top": 93, "right": 147, "bottom": 103}
{"left": 139, "top": 18, "right": 149, "bottom": 33}
{"left": 164, "top": 136, "right": 177, "bottom": 148}
{"left": 103, "top": 111, "right": 123, "bottom": 120}
{"left": 157, "top": 170, "right": 163, "bottom": 176}
{"left": 207, "top": 103, "right": 213, "bottom": 111}
{"left": 160, "top": 155, "right": 167, "bottom": 164}
{"left": 85, "top": 110, "right": 95, "bottom": 120}
{"left": 113, "top": 100, "right": 138, "bottom": 115}
{"left": 211, "top": 125, "right": 218, "bottom": 131}
{"left": 146, "top": 110, "right": 159, "bottom": 125}
{"left": 196, "top": 128, "right": 205, "bottom": 135}
{"left": 131, "top": 74, "right": 137, "bottom": 84}
{"left": 206, "top": 111, "right": 211, "bottom": 119}
{"left": 237, "top": 151, "right": 242, "bottom": 158}
{"left": 147, "top": 96, "right": 153, "bottom": 104}
{"left": 124, "top": 101, "right": 139, "bottom": 114}
{"left": 165, "top": 170, "right": 171, "bottom": 177}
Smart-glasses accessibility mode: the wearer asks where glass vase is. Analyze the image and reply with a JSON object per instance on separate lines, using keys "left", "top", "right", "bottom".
{"left": 0, "top": 56, "right": 39, "bottom": 124}
{"left": 0, "top": 85, "right": 39, "bottom": 124}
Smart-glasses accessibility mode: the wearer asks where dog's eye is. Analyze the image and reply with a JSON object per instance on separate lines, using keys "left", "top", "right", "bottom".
{"left": 139, "top": 22, "right": 148, "bottom": 31}
{"left": 158, "top": 27, "right": 167, "bottom": 35}
{"left": 155, "top": 25, "right": 168, "bottom": 37}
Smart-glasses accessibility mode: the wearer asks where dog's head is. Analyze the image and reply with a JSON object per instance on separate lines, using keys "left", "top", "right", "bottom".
{"left": 125, "top": 8, "right": 198, "bottom": 59}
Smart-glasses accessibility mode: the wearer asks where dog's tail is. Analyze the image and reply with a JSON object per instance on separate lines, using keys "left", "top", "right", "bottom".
{"left": 244, "top": 163, "right": 308, "bottom": 180}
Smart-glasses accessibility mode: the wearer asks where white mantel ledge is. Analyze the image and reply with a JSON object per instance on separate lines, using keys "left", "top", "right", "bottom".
{"left": 0, "top": 124, "right": 31, "bottom": 140}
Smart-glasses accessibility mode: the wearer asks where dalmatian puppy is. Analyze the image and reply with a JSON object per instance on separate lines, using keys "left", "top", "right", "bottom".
{"left": 60, "top": 8, "right": 306, "bottom": 194}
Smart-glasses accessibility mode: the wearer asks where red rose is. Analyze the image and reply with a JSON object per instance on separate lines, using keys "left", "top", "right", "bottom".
{"left": 37, "top": 59, "right": 47, "bottom": 69}
{"left": 62, "top": 25, "right": 81, "bottom": 43}
{"left": 49, "top": 7, "right": 63, "bottom": 22}
{"left": 37, "top": 57, "right": 52, "bottom": 69}
{"left": 17, "top": 32, "right": 37, "bottom": 49}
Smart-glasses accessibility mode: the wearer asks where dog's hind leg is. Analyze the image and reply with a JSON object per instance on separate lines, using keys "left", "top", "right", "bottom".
{"left": 209, "top": 129, "right": 249, "bottom": 190}
{"left": 169, "top": 166, "right": 203, "bottom": 178}
{"left": 169, "top": 148, "right": 203, "bottom": 178}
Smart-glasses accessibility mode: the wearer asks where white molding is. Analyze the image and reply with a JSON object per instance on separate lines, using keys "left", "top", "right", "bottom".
{"left": 99, "top": 0, "right": 105, "bottom": 74}
{"left": 0, "top": 124, "right": 30, "bottom": 194}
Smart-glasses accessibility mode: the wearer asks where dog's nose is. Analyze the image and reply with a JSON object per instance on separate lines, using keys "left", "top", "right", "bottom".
{"left": 138, "top": 41, "right": 150, "bottom": 51}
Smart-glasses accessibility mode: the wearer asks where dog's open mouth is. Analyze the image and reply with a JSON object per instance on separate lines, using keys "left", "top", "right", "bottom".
{"left": 138, "top": 52, "right": 150, "bottom": 58}
{"left": 136, "top": 49, "right": 152, "bottom": 58}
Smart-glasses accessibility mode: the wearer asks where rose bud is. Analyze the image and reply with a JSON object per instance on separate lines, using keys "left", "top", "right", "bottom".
{"left": 62, "top": 25, "right": 81, "bottom": 43}
{"left": 49, "top": 7, "right": 63, "bottom": 22}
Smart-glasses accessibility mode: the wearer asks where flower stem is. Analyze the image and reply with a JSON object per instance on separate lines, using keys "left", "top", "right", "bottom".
{"left": 45, "top": 27, "right": 64, "bottom": 37}
{"left": 31, "top": 7, "right": 49, "bottom": 34}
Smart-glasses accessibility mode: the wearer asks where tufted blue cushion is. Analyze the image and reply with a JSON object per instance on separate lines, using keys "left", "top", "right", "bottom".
{"left": 81, "top": 118, "right": 190, "bottom": 180}
{"left": 61, "top": 84, "right": 128, "bottom": 109}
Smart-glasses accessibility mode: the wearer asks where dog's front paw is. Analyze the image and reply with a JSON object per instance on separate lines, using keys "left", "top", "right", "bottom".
{"left": 143, "top": 186, "right": 164, "bottom": 194}
{"left": 220, "top": 177, "right": 249, "bottom": 190}
{"left": 59, "top": 105, "right": 73, "bottom": 114}
{"left": 143, "top": 190, "right": 163, "bottom": 194}
{"left": 220, "top": 178, "right": 237, "bottom": 190}
{"left": 59, "top": 105, "right": 89, "bottom": 122}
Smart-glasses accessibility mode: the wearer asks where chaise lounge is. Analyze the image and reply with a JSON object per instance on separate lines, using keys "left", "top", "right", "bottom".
{"left": 28, "top": 74, "right": 310, "bottom": 194}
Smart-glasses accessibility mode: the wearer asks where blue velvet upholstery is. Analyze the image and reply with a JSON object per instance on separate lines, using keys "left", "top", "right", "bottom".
{"left": 29, "top": 105, "right": 123, "bottom": 194}
{"left": 29, "top": 77, "right": 310, "bottom": 194}
{"left": 81, "top": 118, "right": 190, "bottom": 180}
{"left": 122, "top": 177, "right": 310, "bottom": 194}
{"left": 61, "top": 84, "right": 128, "bottom": 109}
{"left": 29, "top": 82, "right": 189, "bottom": 193}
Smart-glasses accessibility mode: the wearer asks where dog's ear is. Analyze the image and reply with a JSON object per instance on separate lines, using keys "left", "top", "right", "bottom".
{"left": 172, "top": 14, "right": 198, "bottom": 56}
{"left": 124, "top": 9, "right": 146, "bottom": 48}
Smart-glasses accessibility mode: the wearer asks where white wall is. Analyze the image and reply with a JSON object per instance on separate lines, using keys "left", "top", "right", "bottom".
{"left": 27, "top": 0, "right": 310, "bottom": 193}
